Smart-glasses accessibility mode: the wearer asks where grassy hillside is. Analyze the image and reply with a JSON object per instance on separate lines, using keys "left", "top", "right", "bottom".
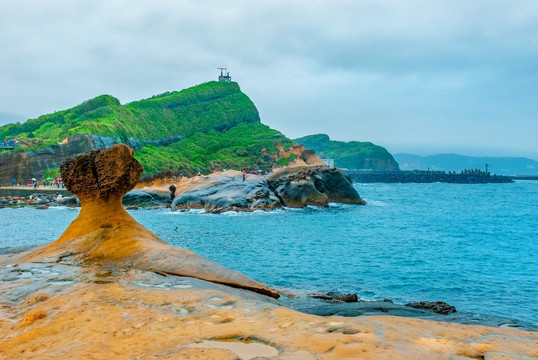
{"left": 0, "top": 81, "right": 295, "bottom": 176}
{"left": 294, "top": 134, "right": 399, "bottom": 171}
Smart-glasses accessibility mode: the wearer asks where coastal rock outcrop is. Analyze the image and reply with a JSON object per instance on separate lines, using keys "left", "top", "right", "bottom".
{"left": 267, "top": 165, "right": 366, "bottom": 207}
{"left": 405, "top": 301, "right": 457, "bottom": 315}
{"left": 165, "top": 166, "right": 365, "bottom": 212}
{"left": 14, "top": 144, "right": 279, "bottom": 298}
{"left": 1, "top": 145, "right": 537, "bottom": 359}
{"left": 171, "top": 170, "right": 282, "bottom": 212}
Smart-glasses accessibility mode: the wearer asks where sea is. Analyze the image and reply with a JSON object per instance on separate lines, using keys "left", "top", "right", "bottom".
{"left": 1, "top": 181, "right": 537, "bottom": 324}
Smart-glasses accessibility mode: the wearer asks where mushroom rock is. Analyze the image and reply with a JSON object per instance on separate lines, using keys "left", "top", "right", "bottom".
{"left": 19, "top": 144, "right": 279, "bottom": 299}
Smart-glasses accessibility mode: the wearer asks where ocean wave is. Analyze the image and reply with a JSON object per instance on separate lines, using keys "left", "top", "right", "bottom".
{"left": 161, "top": 208, "right": 207, "bottom": 215}
{"left": 363, "top": 199, "right": 388, "bottom": 207}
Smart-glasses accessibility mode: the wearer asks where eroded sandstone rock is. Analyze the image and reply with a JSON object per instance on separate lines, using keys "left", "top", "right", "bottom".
{"left": 60, "top": 144, "right": 143, "bottom": 199}
{"left": 16, "top": 144, "right": 279, "bottom": 298}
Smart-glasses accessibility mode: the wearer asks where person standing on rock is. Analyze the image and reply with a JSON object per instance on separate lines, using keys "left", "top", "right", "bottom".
{"left": 169, "top": 184, "right": 176, "bottom": 201}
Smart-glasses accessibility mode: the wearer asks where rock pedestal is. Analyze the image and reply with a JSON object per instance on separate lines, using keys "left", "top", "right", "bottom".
{"left": 18, "top": 144, "right": 279, "bottom": 298}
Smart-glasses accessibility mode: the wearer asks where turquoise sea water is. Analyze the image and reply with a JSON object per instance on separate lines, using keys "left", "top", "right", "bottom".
{"left": 1, "top": 181, "right": 537, "bottom": 323}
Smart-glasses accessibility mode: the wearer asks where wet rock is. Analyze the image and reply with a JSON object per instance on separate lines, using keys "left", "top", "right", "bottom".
{"left": 308, "top": 291, "right": 358, "bottom": 303}
{"left": 28, "top": 193, "right": 58, "bottom": 205}
{"left": 54, "top": 195, "right": 79, "bottom": 206}
{"left": 299, "top": 300, "right": 434, "bottom": 317}
{"left": 405, "top": 301, "right": 457, "bottom": 315}
{"left": 267, "top": 166, "right": 365, "bottom": 208}
{"left": 327, "top": 291, "right": 358, "bottom": 303}
{"left": 123, "top": 189, "right": 168, "bottom": 207}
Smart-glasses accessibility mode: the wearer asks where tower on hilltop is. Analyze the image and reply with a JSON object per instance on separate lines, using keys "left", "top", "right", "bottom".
{"left": 217, "top": 67, "right": 232, "bottom": 82}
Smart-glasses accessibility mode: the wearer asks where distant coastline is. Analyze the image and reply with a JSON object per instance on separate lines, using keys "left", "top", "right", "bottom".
{"left": 345, "top": 169, "right": 514, "bottom": 184}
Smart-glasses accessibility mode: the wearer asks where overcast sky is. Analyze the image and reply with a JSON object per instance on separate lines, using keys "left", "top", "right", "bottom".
{"left": 0, "top": 0, "right": 536, "bottom": 158}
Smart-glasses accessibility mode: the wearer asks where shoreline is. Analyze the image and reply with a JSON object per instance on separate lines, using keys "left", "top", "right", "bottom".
{"left": 1, "top": 146, "right": 536, "bottom": 359}
{"left": 1, "top": 243, "right": 535, "bottom": 331}
{"left": 1, "top": 252, "right": 536, "bottom": 359}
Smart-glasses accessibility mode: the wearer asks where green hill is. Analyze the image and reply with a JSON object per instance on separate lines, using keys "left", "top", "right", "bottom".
{"left": 0, "top": 81, "right": 295, "bottom": 177}
{"left": 293, "top": 134, "right": 399, "bottom": 171}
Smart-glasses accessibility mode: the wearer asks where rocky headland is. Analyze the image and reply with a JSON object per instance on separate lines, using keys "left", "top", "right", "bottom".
{"left": 0, "top": 81, "right": 323, "bottom": 185}
{"left": 1, "top": 144, "right": 537, "bottom": 359}
{"left": 293, "top": 133, "right": 400, "bottom": 171}
{"left": 1, "top": 164, "right": 365, "bottom": 212}
{"left": 129, "top": 165, "right": 365, "bottom": 213}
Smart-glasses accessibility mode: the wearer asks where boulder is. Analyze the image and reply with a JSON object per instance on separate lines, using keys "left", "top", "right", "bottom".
{"left": 267, "top": 166, "right": 365, "bottom": 208}
{"left": 123, "top": 189, "right": 169, "bottom": 207}
{"left": 172, "top": 170, "right": 282, "bottom": 213}
{"left": 28, "top": 193, "right": 56, "bottom": 204}
{"left": 54, "top": 195, "right": 79, "bottom": 207}
{"left": 405, "top": 301, "right": 457, "bottom": 315}
{"left": 309, "top": 291, "right": 359, "bottom": 303}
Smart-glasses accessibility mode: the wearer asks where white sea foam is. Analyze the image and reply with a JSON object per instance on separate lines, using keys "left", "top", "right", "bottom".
{"left": 363, "top": 199, "right": 387, "bottom": 207}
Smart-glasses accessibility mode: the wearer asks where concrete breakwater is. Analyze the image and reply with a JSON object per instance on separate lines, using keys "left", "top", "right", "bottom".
{"left": 345, "top": 170, "right": 514, "bottom": 184}
{"left": 0, "top": 186, "right": 71, "bottom": 197}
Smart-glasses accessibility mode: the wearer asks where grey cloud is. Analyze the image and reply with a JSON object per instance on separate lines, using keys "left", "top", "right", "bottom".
{"left": 0, "top": 0, "right": 536, "bottom": 158}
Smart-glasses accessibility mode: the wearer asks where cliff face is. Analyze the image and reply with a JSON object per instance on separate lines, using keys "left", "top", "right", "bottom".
{"left": 294, "top": 133, "right": 400, "bottom": 171}
{"left": 0, "top": 134, "right": 116, "bottom": 184}
{"left": 0, "top": 82, "right": 299, "bottom": 183}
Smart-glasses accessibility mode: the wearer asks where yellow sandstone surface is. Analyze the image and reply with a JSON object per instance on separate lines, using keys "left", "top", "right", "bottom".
{"left": 1, "top": 144, "right": 536, "bottom": 359}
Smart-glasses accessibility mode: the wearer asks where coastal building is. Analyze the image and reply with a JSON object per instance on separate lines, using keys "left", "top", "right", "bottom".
{"left": 321, "top": 158, "right": 334, "bottom": 167}
{"left": 218, "top": 67, "right": 232, "bottom": 82}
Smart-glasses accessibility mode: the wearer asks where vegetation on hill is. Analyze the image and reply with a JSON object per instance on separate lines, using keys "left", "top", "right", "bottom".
{"left": 0, "top": 81, "right": 295, "bottom": 176}
{"left": 136, "top": 122, "right": 291, "bottom": 176}
{"left": 294, "top": 134, "right": 399, "bottom": 171}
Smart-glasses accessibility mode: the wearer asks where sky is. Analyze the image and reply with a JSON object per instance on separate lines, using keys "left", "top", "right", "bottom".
{"left": 0, "top": 0, "right": 536, "bottom": 159}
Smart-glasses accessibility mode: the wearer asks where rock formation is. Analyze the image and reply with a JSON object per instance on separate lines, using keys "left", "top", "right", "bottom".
{"left": 171, "top": 170, "right": 282, "bottom": 212}
{"left": 167, "top": 166, "right": 365, "bottom": 212}
{"left": 124, "top": 166, "right": 366, "bottom": 213}
{"left": 268, "top": 166, "right": 366, "bottom": 207}
{"left": 13, "top": 144, "right": 279, "bottom": 298}
{"left": 1, "top": 145, "right": 536, "bottom": 359}
{"left": 405, "top": 301, "right": 457, "bottom": 315}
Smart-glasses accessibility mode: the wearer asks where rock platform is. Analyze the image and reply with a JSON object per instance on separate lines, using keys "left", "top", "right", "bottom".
{"left": 0, "top": 144, "right": 536, "bottom": 359}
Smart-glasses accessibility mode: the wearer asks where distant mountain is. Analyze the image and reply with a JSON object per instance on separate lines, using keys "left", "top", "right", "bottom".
{"left": 294, "top": 134, "right": 399, "bottom": 171}
{"left": 0, "top": 81, "right": 306, "bottom": 183}
{"left": 0, "top": 112, "right": 26, "bottom": 126}
{"left": 394, "top": 153, "right": 538, "bottom": 175}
